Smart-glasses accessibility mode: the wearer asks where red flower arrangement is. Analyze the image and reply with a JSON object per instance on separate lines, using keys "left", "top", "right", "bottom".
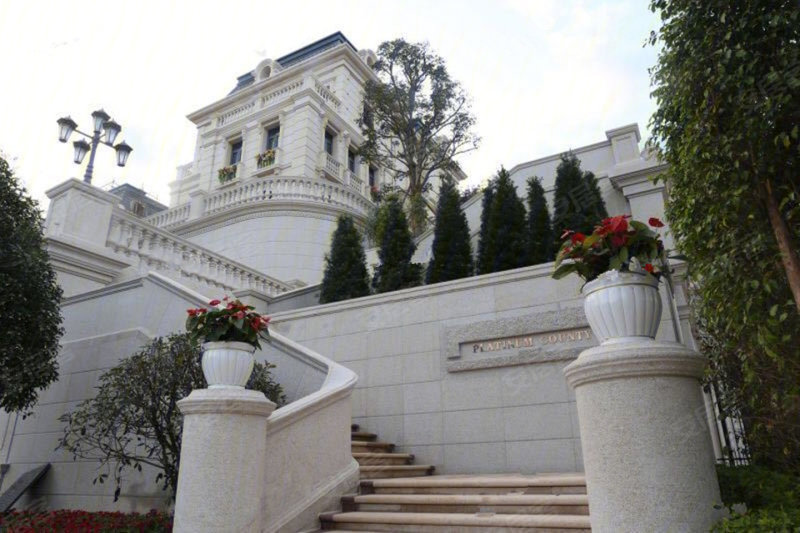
{"left": 0, "top": 509, "right": 172, "bottom": 532}
{"left": 553, "top": 215, "right": 667, "bottom": 283}
{"left": 186, "top": 296, "right": 271, "bottom": 349}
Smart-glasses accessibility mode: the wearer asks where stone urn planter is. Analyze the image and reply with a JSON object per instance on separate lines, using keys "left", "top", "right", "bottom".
{"left": 582, "top": 269, "right": 662, "bottom": 345}
{"left": 201, "top": 341, "right": 256, "bottom": 389}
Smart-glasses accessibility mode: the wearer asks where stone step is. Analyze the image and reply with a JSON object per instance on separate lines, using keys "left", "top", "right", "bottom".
{"left": 319, "top": 511, "right": 592, "bottom": 532}
{"left": 352, "top": 452, "right": 414, "bottom": 466}
{"left": 359, "top": 465, "right": 436, "bottom": 479}
{"left": 351, "top": 441, "right": 395, "bottom": 453}
{"left": 351, "top": 431, "right": 378, "bottom": 442}
{"left": 361, "top": 474, "right": 587, "bottom": 495}
{"left": 341, "top": 493, "right": 589, "bottom": 516}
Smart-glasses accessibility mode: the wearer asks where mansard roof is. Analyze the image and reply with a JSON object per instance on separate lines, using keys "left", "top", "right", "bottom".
{"left": 227, "top": 32, "right": 358, "bottom": 96}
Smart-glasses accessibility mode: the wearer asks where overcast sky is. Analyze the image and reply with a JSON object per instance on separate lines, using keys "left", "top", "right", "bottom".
{"left": 0, "top": 0, "right": 661, "bottom": 209}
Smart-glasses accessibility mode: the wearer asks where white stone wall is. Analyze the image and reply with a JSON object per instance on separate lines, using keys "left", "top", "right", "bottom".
{"left": 269, "top": 263, "right": 691, "bottom": 475}
{"left": 1, "top": 274, "right": 326, "bottom": 512}
{"left": 169, "top": 46, "right": 375, "bottom": 207}
{"left": 182, "top": 212, "right": 340, "bottom": 285}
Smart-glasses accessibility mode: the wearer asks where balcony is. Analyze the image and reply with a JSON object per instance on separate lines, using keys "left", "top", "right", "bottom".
{"left": 347, "top": 170, "right": 363, "bottom": 194}
{"left": 320, "top": 151, "right": 342, "bottom": 181}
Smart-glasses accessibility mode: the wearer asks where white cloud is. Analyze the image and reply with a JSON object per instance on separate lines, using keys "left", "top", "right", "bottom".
{"left": 0, "top": 0, "right": 660, "bottom": 208}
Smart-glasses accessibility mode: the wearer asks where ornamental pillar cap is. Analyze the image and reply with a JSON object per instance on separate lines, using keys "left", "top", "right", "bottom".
{"left": 564, "top": 340, "right": 705, "bottom": 389}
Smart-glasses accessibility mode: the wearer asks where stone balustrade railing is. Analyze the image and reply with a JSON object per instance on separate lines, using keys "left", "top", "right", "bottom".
{"left": 146, "top": 203, "right": 191, "bottom": 229}
{"left": 203, "top": 175, "right": 372, "bottom": 218}
{"left": 107, "top": 210, "right": 292, "bottom": 296}
{"left": 314, "top": 81, "right": 341, "bottom": 109}
{"left": 146, "top": 174, "right": 372, "bottom": 232}
{"left": 217, "top": 101, "right": 257, "bottom": 127}
{"left": 324, "top": 152, "right": 342, "bottom": 178}
{"left": 347, "top": 170, "right": 363, "bottom": 193}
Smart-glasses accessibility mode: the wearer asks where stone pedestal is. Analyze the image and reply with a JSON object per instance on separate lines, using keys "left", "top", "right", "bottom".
{"left": 565, "top": 340, "right": 722, "bottom": 533}
{"left": 173, "top": 389, "right": 276, "bottom": 533}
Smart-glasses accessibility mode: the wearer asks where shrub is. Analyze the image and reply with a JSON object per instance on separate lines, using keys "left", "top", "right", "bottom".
{"left": 0, "top": 509, "right": 172, "bottom": 532}
{"left": 0, "top": 154, "right": 63, "bottom": 412}
{"left": 716, "top": 464, "right": 800, "bottom": 511}
{"left": 426, "top": 177, "right": 473, "bottom": 283}
{"left": 477, "top": 167, "right": 528, "bottom": 274}
{"left": 372, "top": 196, "right": 423, "bottom": 293}
{"left": 711, "top": 509, "right": 800, "bottom": 532}
{"left": 551, "top": 152, "right": 608, "bottom": 250}
{"left": 320, "top": 215, "right": 371, "bottom": 303}
{"left": 58, "top": 334, "right": 284, "bottom": 500}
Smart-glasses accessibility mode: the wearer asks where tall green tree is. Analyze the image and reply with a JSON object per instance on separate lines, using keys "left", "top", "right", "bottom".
{"left": 426, "top": 177, "right": 473, "bottom": 283}
{"left": 551, "top": 152, "right": 608, "bottom": 247}
{"left": 372, "top": 196, "right": 423, "bottom": 293}
{"left": 476, "top": 180, "right": 496, "bottom": 275}
{"left": 320, "top": 215, "right": 371, "bottom": 303}
{"left": 478, "top": 167, "right": 528, "bottom": 274}
{"left": 649, "top": 0, "right": 800, "bottom": 473}
{"left": 0, "top": 155, "right": 62, "bottom": 412}
{"left": 358, "top": 39, "right": 480, "bottom": 235}
{"left": 59, "top": 334, "right": 284, "bottom": 500}
{"left": 526, "top": 176, "right": 554, "bottom": 264}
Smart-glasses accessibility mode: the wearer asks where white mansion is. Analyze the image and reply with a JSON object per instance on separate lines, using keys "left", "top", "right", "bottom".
{"left": 0, "top": 33, "right": 724, "bottom": 532}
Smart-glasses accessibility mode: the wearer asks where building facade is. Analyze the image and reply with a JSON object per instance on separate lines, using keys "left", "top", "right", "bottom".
{"left": 0, "top": 32, "right": 721, "bottom": 531}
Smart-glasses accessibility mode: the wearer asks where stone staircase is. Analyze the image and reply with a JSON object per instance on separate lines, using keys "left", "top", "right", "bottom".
{"left": 351, "top": 425, "right": 436, "bottom": 480}
{"left": 315, "top": 425, "right": 591, "bottom": 532}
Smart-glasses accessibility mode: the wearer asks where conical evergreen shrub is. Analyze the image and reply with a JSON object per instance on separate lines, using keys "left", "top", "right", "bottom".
{"left": 480, "top": 167, "right": 528, "bottom": 274}
{"left": 372, "top": 196, "right": 423, "bottom": 293}
{"left": 426, "top": 177, "right": 473, "bottom": 284}
{"left": 551, "top": 152, "right": 608, "bottom": 248}
{"left": 319, "top": 215, "right": 371, "bottom": 303}
{"left": 526, "top": 176, "right": 554, "bottom": 264}
{"left": 476, "top": 180, "right": 495, "bottom": 275}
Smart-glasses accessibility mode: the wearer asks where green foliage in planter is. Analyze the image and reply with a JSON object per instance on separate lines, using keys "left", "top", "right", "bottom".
{"left": 648, "top": 0, "right": 800, "bottom": 474}
{"left": 0, "top": 154, "right": 63, "bottom": 413}
{"left": 58, "top": 334, "right": 285, "bottom": 500}
{"left": 0, "top": 509, "right": 172, "bottom": 532}
{"left": 551, "top": 152, "right": 608, "bottom": 250}
{"left": 476, "top": 167, "right": 528, "bottom": 274}
{"left": 426, "top": 176, "right": 473, "bottom": 284}
{"left": 526, "top": 176, "right": 554, "bottom": 265}
{"left": 711, "top": 509, "right": 800, "bottom": 532}
{"left": 320, "top": 215, "right": 371, "bottom": 303}
{"left": 372, "top": 196, "right": 423, "bottom": 293}
{"left": 716, "top": 464, "right": 800, "bottom": 512}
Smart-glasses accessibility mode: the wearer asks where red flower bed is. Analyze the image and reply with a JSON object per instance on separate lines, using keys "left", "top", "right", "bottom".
{"left": 0, "top": 509, "right": 172, "bottom": 532}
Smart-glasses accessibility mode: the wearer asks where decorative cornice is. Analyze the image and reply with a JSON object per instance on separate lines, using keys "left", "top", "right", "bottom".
{"left": 187, "top": 44, "right": 375, "bottom": 124}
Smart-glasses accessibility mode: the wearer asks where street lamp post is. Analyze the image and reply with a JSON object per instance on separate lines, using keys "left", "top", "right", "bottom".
{"left": 57, "top": 109, "right": 133, "bottom": 184}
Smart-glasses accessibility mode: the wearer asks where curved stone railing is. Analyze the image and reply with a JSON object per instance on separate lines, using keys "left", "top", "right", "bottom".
{"left": 146, "top": 203, "right": 191, "bottom": 229}
{"left": 107, "top": 209, "right": 293, "bottom": 296}
{"left": 203, "top": 175, "right": 373, "bottom": 219}
{"left": 260, "top": 331, "right": 359, "bottom": 531}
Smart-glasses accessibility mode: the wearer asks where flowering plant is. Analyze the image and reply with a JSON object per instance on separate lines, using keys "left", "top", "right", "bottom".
{"left": 552, "top": 215, "right": 667, "bottom": 283}
{"left": 185, "top": 297, "right": 270, "bottom": 349}
{"left": 218, "top": 165, "right": 237, "bottom": 184}
{"left": 256, "top": 149, "right": 276, "bottom": 167}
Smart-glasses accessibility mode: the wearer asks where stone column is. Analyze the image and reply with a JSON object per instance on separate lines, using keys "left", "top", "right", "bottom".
{"left": 173, "top": 389, "right": 276, "bottom": 533}
{"left": 565, "top": 340, "right": 722, "bottom": 532}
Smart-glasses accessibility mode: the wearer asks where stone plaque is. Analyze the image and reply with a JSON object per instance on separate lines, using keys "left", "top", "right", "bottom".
{"left": 443, "top": 307, "right": 597, "bottom": 372}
